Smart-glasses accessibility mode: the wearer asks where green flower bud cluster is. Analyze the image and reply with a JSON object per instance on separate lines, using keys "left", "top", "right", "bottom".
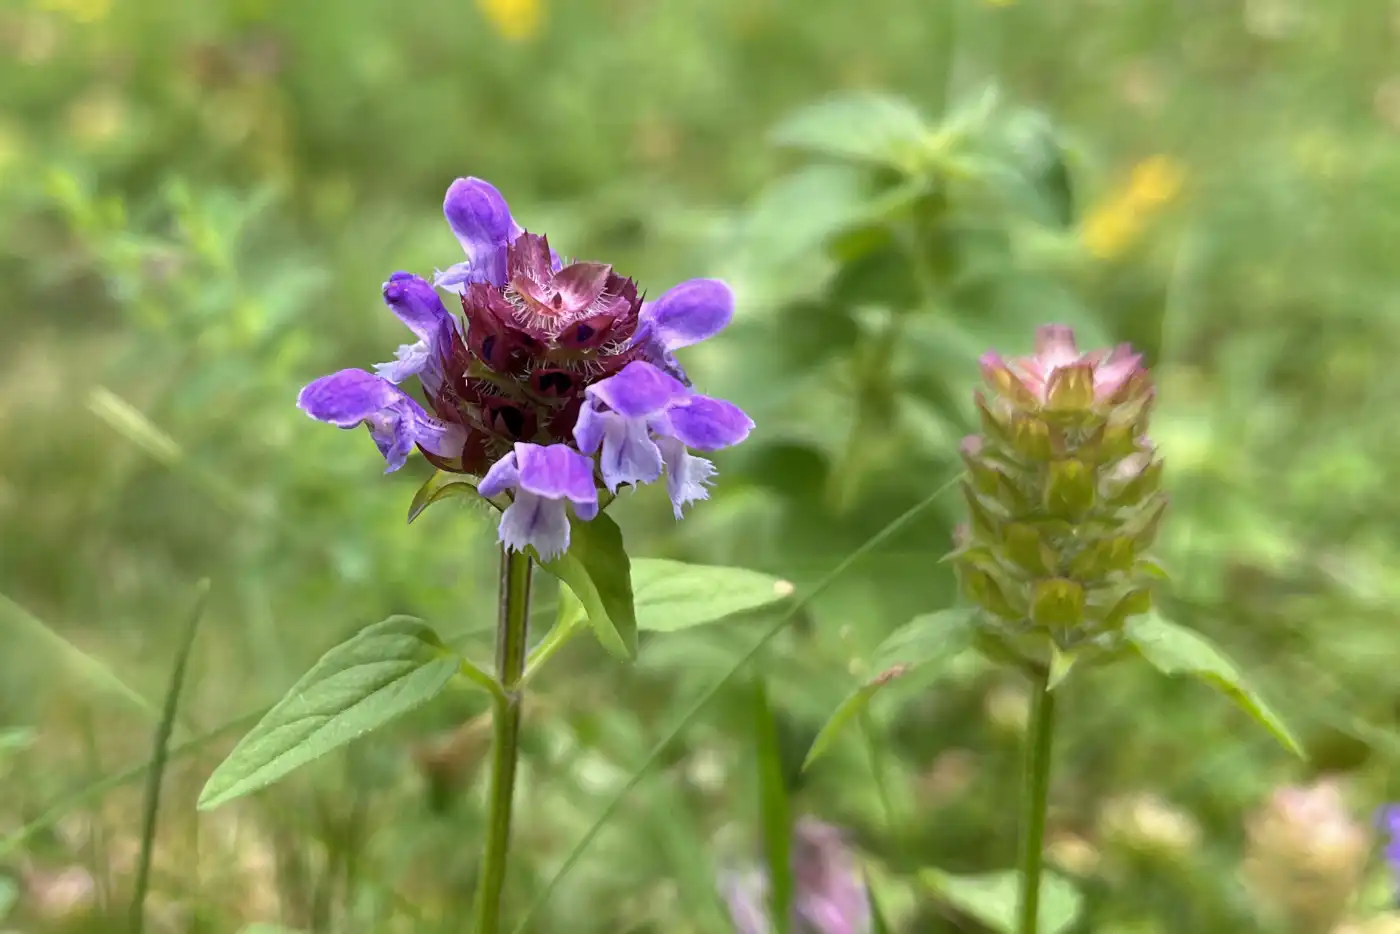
{"left": 951, "top": 325, "right": 1166, "bottom": 666}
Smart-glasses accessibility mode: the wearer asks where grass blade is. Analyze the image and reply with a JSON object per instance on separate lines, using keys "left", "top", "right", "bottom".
{"left": 0, "top": 591, "right": 164, "bottom": 725}
{"left": 129, "top": 579, "right": 211, "bottom": 934}
{"left": 509, "top": 472, "right": 960, "bottom": 934}
{"left": 753, "top": 679, "right": 794, "bottom": 934}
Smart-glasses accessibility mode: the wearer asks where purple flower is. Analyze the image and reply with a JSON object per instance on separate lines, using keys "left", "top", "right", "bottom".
{"left": 298, "top": 369, "right": 468, "bottom": 473}
{"left": 477, "top": 443, "right": 599, "bottom": 559}
{"left": 573, "top": 360, "right": 752, "bottom": 516}
{"left": 298, "top": 174, "right": 752, "bottom": 558}
{"left": 433, "top": 177, "right": 523, "bottom": 292}
{"left": 1378, "top": 805, "right": 1400, "bottom": 876}
{"left": 719, "top": 819, "right": 872, "bottom": 934}
{"left": 374, "top": 272, "right": 457, "bottom": 390}
{"left": 633, "top": 278, "right": 735, "bottom": 383}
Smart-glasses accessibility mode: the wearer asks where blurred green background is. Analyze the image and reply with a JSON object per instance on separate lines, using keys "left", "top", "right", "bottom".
{"left": 5, "top": 0, "right": 1400, "bottom": 931}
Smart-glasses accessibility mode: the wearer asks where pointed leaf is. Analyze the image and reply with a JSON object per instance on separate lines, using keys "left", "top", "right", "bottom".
{"left": 771, "top": 91, "right": 932, "bottom": 171}
{"left": 804, "top": 608, "right": 976, "bottom": 769}
{"left": 741, "top": 164, "right": 870, "bottom": 266}
{"left": 1046, "top": 646, "right": 1077, "bottom": 690}
{"left": 753, "top": 680, "right": 794, "bottom": 934}
{"left": 539, "top": 513, "right": 637, "bottom": 660}
{"left": 198, "top": 617, "right": 460, "bottom": 809}
{"left": 864, "top": 861, "right": 919, "bottom": 934}
{"left": 407, "top": 471, "right": 482, "bottom": 524}
{"left": 921, "top": 868, "right": 1082, "bottom": 934}
{"left": 868, "top": 880, "right": 893, "bottom": 934}
{"left": 630, "top": 559, "right": 794, "bottom": 633}
{"left": 1125, "top": 612, "right": 1303, "bottom": 756}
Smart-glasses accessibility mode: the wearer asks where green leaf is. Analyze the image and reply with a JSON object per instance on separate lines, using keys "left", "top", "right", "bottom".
{"left": 868, "top": 881, "right": 893, "bottom": 934}
{"left": 753, "top": 680, "right": 794, "bottom": 934}
{"left": 407, "top": 471, "right": 483, "bottom": 524}
{"left": 771, "top": 91, "right": 932, "bottom": 171}
{"left": 630, "top": 559, "right": 793, "bottom": 632}
{"left": 540, "top": 513, "right": 637, "bottom": 660}
{"left": 804, "top": 608, "right": 976, "bottom": 769}
{"left": 1125, "top": 612, "right": 1303, "bottom": 756}
{"left": 996, "top": 108, "right": 1077, "bottom": 228}
{"left": 920, "top": 868, "right": 1083, "bottom": 934}
{"left": 741, "top": 164, "right": 870, "bottom": 266}
{"left": 197, "top": 616, "right": 460, "bottom": 809}
{"left": 864, "top": 862, "right": 919, "bottom": 934}
{"left": 1046, "top": 645, "right": 1078, "bottom": 691}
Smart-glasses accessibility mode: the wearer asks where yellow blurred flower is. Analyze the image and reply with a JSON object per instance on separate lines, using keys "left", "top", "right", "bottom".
{"left": 34, "top": 0, "right": 111, "bottom": 25}
{"left": 1081, "top": 205, "right": 1144, "bottom": 262}
{"left": 477, "top": 0, "right": 542, "bottom": 42}
{"left": 1079, "top": 154, "right": 1186, "bottom": 260}
{"left": 1127, "top": 155, "right": 1186, "bottom": 206}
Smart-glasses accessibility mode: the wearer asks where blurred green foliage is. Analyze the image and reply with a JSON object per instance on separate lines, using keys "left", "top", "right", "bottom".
{"left": 4, "top": 0, "right": 1400, "bottom": 931}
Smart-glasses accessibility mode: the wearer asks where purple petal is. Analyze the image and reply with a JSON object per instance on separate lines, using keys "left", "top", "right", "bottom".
{"left": 478, "top": 449, "right": 520, "bottom": 499}
{"left": 659, "top": 436, "right": 715, "bottom": 519}
{"left": 573, "top": 397, "right": 605, "bottom": 455}
{"left": 597, "top": 414, "right": 663, "bottom": 492}
{"left": 642, "top": 278, "right": 734, "bottom": 352}
{"left": 374, "top": 340, "right": 431, "bottom": 384}
{"left": 382, "top": 272, "right": 453, "bottom": 342}
{"left": 587, "top": 360, "right": 688, "bottom": 419}
{"left": 297, "top": 369, "right": 465, "bottom": 472}
{"left": 719, "top": 869, "right": 773, "bottom": 934}
{"left": 298, "top": 369, "right": 404, "bottom": 427}
{"left": 662, "top": 394, "right": 753, "bottom": 451}
{"left": 514, "top": 443, "right": 598, "bottom": 507}
{"left": 442, "top": 177, "right": 520, "bottom": 287}
{"left": 444, "top": 177, "right": 517, "bottom": 252}
{"left": 498, "top": 491, "right": 572, "bottom": 560}
{"left": 432, "top": 260, "right": 475, "bottom": 293}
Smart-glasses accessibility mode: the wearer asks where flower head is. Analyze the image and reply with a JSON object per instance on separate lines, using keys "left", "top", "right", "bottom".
{"left": 719, "top": 819, "right": 871, "bottom": 934}
{"left": 1242, "top": 780, "right": 1369, "bottom": 931}
{"left": 956, "top": 324, "right": 1163, "bottom": 661}
{"left": 978, "top": 324, "right": 1147, "bottom": 411}
{"left": 297, "top": 176, "right": 751, "bottom": 557}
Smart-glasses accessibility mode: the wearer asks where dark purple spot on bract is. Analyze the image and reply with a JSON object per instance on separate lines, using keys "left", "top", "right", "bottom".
{"left": 574, "top": 324, "right": 595, "bottom": 342}
{"left": 533, "top": 370, "right": 574, "bottom": 397}
{"left": 480, "top": 335, "right": 497, "bottom": 363}
{"left": 494, "top": 406, "right": 526, "bottom": 438}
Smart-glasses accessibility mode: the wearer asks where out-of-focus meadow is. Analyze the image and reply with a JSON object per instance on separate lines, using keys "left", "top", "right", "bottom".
{"left": 5, "top": 0, "right": 1400, "bottom": 930}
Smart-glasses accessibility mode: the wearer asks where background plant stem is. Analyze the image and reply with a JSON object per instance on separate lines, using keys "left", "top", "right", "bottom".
{"left": 474, "top": 548, "right": 533, "bottom": 934}
{"left": 1016, "top": 666, "right": 1055, "bottom": 934}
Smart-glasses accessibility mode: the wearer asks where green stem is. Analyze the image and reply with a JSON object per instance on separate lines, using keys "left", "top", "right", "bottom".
{"left": 1016, "top": 667, "right": 1056, "bottom": 934}
{"left": 474, "top": 547, "right": 533, "bottom": 934}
